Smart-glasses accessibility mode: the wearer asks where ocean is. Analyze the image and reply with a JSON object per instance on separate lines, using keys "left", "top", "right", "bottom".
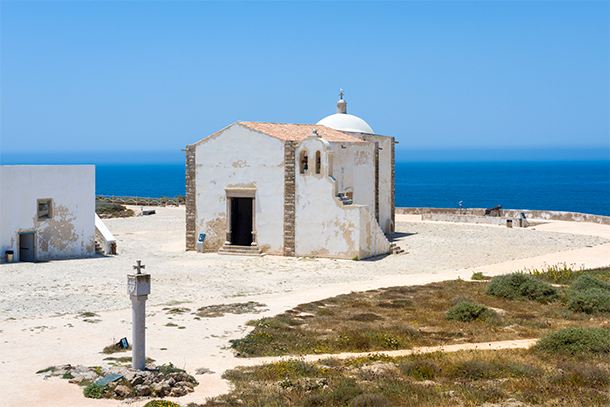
{"left": 95, "top": 161, "right": 610, "bottom": 216}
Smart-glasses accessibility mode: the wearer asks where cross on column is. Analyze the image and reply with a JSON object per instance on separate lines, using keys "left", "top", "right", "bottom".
{"left": 339, "top": 89, "right": 344, "bottom": 100}
{"left": 133, "top": 260, "right": 145, "bottom": 274}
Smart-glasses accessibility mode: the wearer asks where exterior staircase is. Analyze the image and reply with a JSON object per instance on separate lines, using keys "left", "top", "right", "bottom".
{"left": 336, "top": 192, "right": 353, "bottom": 205}
{"left": 389, "top": 241, "right": 405, "bottom": 254}
{"left": 95, "top": 240, "right": 104, "bottom": 255}
{"left": 218, "top": 244, "right": 264, "bottom": 256}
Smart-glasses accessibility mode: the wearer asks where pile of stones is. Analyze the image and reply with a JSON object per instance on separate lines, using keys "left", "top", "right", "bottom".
{"left": 37, "top": 363, "right": 199, "bottom": 400}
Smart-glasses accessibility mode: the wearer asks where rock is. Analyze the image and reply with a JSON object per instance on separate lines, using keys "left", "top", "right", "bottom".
{"left": 170, "top": 386, "right": 188, "bottom": 397}
{"left": 153, "top": 382, "right": 171, "bottom": 397}
{"left": 177, "top": 381, "right": 194, "bottom": 390}
{"left": 195, "top": 367, "right": 214, "bottom": 375}
{"left": 131, "top": 375, "right": 144, "bottom": 386}
{"left": 135, "top": 384, "right": 152, "bottom": 396}
{"left": 114, "top": 385, "right": 131, "bottom": 398}
{"left": 122, "top": 371, "right": 136, "bottom": 381}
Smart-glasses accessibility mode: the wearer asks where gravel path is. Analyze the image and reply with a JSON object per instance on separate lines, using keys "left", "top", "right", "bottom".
{"left": 0, "top": 207, "right": 607, "bottom": 319}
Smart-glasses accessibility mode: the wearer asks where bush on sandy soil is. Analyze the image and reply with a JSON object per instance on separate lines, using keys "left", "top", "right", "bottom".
{"left": 95, "top": 201, "right": 134, "bottom": 218}
{"left": 144, "top": 401, "right": 181, "bottom": 407}
{"left": 471, "top": 272, "right": 489, "bottom": 281}
{"left": 571, "top": 274, "right": 610, "bottom": 292}
{"left": 536, "top": 328, "right": 610, "bottom": 355}
{"left": 446, "top": 301, "right": 496, "bottom": 322}
{"left": 486, "top": 273, "right": 558, "bottom": 303}
{"left": 567, "top": 288, "right": 610, "bottom": 314}
{"left": 83, "top": 383, "right": 109, "bottom": 399}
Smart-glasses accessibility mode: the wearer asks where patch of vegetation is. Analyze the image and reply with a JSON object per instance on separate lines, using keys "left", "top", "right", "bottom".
{"left": 567, "top": 288, "right": 610, "bottom": 314}
{"left": 102, "top": 343, "right": 131, "bottom": 354}
{"left": 470, "top": 271, "right": 489, "bottom": 281}
{"left": 193, "top": 301, "right": 266, "bottom": 318}
{"left": 486, "top": 273, "right": 558, "bottom": 302}
{"left": 536, "top": 328, "right": 610, "bottom": 355}
{"left": 571, "top": 274, "right": 610, "bottom": 292}
{"left": 36, "top": 366, "right": 56, "bottom": 374}
{"left": 526, "top": 263, "right": 610, "bottom": 285}
{"left": 195, "top": 348, "right": 610, "bottom": 407}
{"left": 83, "top": 383, "right": 109, "bottom": 399}
{"left": 445, "top": 301, "right": 496, "bottom": 322}
{"left": 62, "top": 372, "right": 74, "bottom": 379}
{"left": 158, "top": 363, "right": 185, "bottom": 375}
{"left": 95, "top": 201, "right": 134, "bottom": 218}
{"left": 229, "top": 277, "right": 610, "bottom": 357}
{"left": 144, "top": 401, "right": 181, "bottom": 407}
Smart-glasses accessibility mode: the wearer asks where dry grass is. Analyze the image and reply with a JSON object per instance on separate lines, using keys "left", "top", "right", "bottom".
{"left": 230, "top": 275, "right": 609, "bottom": 357}
{"left": 210, "top": 267, "right": 610, "bottom": 406}
{"left": 199, "top": 348, "right": 610, "bottom": 407}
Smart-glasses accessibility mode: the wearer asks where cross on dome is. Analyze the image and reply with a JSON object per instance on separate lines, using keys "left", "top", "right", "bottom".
{"left": 339, "top": 89, "right": 344, "bottom": 100}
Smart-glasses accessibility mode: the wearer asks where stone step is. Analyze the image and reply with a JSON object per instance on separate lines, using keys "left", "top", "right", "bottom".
{"left": 218, "top": 245, "right": 264, "bottom": 257}
{"left": 389, "top": 242, "right": 405, "bottom": 255}
{"left": 95, "top": 241, "right": 103, "bottom": 255}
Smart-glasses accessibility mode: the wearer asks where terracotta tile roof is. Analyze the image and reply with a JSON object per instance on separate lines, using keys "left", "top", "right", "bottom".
{"left": 238, "top": 121, "right": 365, "bottom": 142}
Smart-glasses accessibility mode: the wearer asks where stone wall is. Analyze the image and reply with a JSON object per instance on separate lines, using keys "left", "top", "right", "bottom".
{"left": 184, "top": 145, "right": 196, "bottom": 250}
{"left": 283, "top": 141, "right": 297, "bottom": 256}
{"left": 397, "top": 207, "right": 610, "bottom": 225}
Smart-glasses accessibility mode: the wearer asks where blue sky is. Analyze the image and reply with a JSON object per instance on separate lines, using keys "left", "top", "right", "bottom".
{"left": 1, "top": 1, "right": 608, "bottom": 163}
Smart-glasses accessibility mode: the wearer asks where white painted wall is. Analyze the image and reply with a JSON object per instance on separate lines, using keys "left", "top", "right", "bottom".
{"left": 295, "top": 136, "right": 390, "bottom": 259}
{"left": 193, "top": 124, "right": 286, "bottom": 254}
{"left": 359, "top": 205, "right": 391, "bottom": 259}
{"left": 331, "top": 141, "right": 375, "bottom": 210}
{"left": 0, "top": 165, "right": 95, "bottom": 262}
{"left": 363, "top": 135, "right": 394, "bottom": 232}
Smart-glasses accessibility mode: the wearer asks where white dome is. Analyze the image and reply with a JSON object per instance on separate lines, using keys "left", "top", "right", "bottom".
{"left": 317, "top": 113, "right": 374, "bottom": 134}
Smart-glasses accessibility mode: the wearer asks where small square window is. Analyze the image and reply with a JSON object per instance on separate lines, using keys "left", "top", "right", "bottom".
{"left": 37, "top": 199, "right": 52, "bottom": 220}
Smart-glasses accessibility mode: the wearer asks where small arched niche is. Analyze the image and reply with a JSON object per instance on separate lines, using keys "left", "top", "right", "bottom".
{"left": 315, "top": 151, "right": 321, "bottom": 174}
{"left": 299, "top": 150, "right": 309, "bottom": 174}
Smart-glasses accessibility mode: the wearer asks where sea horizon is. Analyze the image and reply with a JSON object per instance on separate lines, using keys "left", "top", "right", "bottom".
{"left": 2, "top": 148, "right": 608, "bottom": 217}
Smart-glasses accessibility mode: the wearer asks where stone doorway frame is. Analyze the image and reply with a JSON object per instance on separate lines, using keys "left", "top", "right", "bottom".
{"left": 224, "top": 187, "right": 258, "bottom": 247}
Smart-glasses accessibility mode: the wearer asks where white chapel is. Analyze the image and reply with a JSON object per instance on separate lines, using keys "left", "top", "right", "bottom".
{"left": 184, "top": 93, "right": 396, "bottom": 259}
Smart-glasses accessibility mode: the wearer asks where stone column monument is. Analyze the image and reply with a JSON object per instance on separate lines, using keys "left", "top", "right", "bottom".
{"left": 127, "top": 260, "right": 150, "bottom": 371}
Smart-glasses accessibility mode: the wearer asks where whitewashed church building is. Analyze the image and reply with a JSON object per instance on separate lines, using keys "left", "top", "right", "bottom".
{"left": 184, "top": 94, "right": 396, "bottom": 259}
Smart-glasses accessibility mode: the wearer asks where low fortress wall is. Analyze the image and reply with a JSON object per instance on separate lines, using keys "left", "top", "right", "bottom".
{"left": 396, "top": 207, "right": 610, "bottom": 226}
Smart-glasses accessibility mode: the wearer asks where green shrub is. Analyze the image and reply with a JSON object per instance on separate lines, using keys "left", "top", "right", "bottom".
{"left": 471, "top": 272, "right": 488, "bottom": 281}
{"left": 83, "top": 383, "right": 108, "bottom": 399}
{"left": 158, "top": 363, "right": 184, "bottom": 375}
{"left": 143, "top": 401, "right": 181, "bottom": 407}
{"left": 536, "top": 328, "right": 610, "bottom": 355}
{"left": 571, "top": 274, "right": 610, "bottom": 292}
{"left": 446, "top": 301, "right": 495, "bottom": 322}
{"left": 486, "top": 273, "right": 558, "bottom": 302}
{"left": 95, "top": 201, "right": 134, "bottom": 218}
{"left": 567, "top": 288, "right": 610, "bottom": 314}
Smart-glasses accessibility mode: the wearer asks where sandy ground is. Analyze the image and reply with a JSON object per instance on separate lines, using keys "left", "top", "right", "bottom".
{"left": 1, "top": 207, "right": 609, "bottom": 406}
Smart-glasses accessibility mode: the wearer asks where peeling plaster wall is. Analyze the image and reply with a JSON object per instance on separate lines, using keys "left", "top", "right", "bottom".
{"left": 296, "top": 138, "right": 351, "bottom": 258}
{"left": 0, "top": 165, "right": 95, "bottom": 262}
{"left": 294, "top": 137, "right": 388, "bottom": 259}
{"left": 193, "top": 125, "right": 285, "bottom": 254}
{"left": 359, "top": 205, "right": 391, "bottom": 259}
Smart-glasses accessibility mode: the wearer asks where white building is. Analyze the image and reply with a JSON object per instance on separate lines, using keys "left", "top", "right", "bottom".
{"left": 185, "top": 95, "right": 396, "bottom": 259}
{"left": 0, "top": 165, "right": 96, "bottom": 262}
